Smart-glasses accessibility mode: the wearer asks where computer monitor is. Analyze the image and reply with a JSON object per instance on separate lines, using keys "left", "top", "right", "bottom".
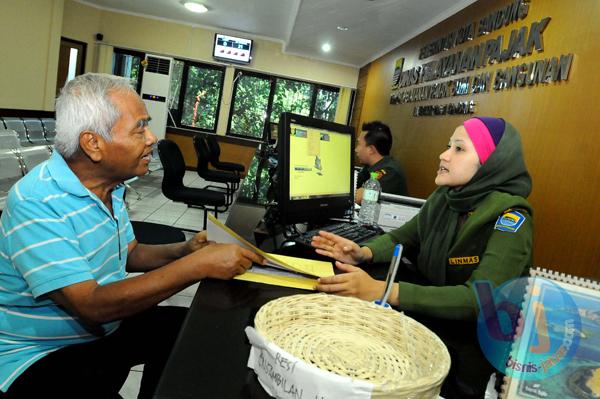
{"left": 377, "top": 193, "right": 426, "bottom": 232}
{"left": 277, "top": 113, "right": 354, "bottom": 225}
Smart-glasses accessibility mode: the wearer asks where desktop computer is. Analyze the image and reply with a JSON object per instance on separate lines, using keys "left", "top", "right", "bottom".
{"left": 277, "top": 112, "right": 354, "bottom": 226}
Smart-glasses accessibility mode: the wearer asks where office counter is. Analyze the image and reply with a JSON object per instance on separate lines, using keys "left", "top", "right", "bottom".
{"left": 153, "top": 278, "right": 305, "bottom": 399}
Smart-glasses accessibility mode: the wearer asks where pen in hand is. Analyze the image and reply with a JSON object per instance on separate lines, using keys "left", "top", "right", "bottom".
{"left": 378, "top": 244, "right": 403, "bottom": 307}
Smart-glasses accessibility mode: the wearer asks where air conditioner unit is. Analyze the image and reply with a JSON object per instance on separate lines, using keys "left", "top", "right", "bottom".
{"left": 140, "top": 54, "right": 173, "bottom": 141}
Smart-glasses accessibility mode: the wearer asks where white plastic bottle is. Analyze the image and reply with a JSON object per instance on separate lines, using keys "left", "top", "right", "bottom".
{"left": 358, "top": 172, "right": 381, "bottom": 226}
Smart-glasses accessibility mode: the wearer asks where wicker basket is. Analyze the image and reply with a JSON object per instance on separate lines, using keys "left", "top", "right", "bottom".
{"left": 252, "top": 293, "right": 451, "bottom": 398}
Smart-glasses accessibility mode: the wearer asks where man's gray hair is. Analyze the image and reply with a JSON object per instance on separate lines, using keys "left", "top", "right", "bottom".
{"left": 54, "top": 73, "right": 136, "bottom": 159}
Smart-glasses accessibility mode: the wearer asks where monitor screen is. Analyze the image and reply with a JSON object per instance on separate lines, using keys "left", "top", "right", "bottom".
{"left": 213, "top": 33, "right": 253, "bottom": 64}
{"left": 278, "top": 113, "right": 354, "bottom": 225}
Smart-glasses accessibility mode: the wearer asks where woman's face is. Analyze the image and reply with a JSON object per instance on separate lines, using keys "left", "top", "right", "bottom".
{"left": 435, "top": 125, "right": 481, "bottom": 187}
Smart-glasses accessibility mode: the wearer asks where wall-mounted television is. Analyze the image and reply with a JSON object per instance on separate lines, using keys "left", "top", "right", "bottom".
{"left": 213, "top": 33, "right": 253, "bottom": 64}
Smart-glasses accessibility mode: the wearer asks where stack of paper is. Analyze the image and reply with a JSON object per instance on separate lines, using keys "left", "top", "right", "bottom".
{"left": 207, "top": 214, "right": 334, "bottom": 290}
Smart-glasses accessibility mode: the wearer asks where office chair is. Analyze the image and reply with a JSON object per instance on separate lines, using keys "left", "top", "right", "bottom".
{"left": 19, "top": 146, "right": 52, "bottom": 172}
{"left": 41, "top": 118, "right": 56, "bottom": 143}
{"left": 204, "top": 135, "right": 245, "bottom": 175}
{"left": 131, "top": 221, "right": 186, "bottom": 245}
{"left": 192, "top": 135, "right": 240, "bottom": 206}
{"left": 2, "top": 118, "right": 31, "bottom": 147}
{"left": 22, "top": 119, "right": 47, "bottom": 146}
{"left": 0, "top": 129, "right": 21, "bottom": 151}
{"left": 0, "top": 151, "right": 26, "bottom": 205}
{"left": 157, "top": 139, "right": 227, "bottom": 230}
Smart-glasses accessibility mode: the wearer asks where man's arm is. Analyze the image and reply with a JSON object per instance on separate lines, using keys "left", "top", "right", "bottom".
{"left": 126, "top": 231, "right": 210, "bottom": 272}
{"left": 48, "top": 242, "right": 263, "bottom": 328}
{"left": 355, "top": 187, "right": 364, "bottom": 204}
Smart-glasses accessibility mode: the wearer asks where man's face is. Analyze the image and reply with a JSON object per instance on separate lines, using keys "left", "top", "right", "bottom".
{"left": 101, "top": 90, "right": 157, "bottom": 180}
{"left": 355, "top": 131, "right": 373, "bottom": 164}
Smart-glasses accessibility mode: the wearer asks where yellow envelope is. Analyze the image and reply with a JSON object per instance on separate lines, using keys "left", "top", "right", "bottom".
{"left": 206, "top": 214, "right": 334, "bottom": 290}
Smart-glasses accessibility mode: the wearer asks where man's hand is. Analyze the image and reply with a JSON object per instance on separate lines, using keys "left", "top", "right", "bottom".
{"left": 355, "top": 187, "right": 364, "bottom": 205}
{"left": 316, "top": 261, "right": 385, "bottom": 301}
{"left": 183, "top": 230, "right": 213, "bottom": 255}
{"left": 189, "top": 243, "right": 264, "bottom": 280}
{"left": 311, "top": 231, "right": 372, "bottom": 265}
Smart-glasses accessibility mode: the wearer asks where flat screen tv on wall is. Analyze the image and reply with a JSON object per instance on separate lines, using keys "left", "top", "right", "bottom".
{"left": 213, "top": 33, "right": 253, "bottom": 64}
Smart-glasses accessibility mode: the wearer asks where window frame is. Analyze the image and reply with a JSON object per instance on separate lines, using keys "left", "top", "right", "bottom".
{"left": 226, "top": 68, "right": 341, "bottom": 140}
{"left": 226, "top": 69, "right": 275, "bottom": 140}
{"left": 312, "top": 84, "right": 341, "bottom": 122}
{"left": 171, "top": 59, "right": 226, "bottom": 134}
{"left": 112, "top": 48, "right": 146, "bottom": 93}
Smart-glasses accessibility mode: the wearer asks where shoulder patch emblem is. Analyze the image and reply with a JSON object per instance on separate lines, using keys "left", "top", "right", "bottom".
{"left": 494, "top": 210, "right": 526, "bottom": 233}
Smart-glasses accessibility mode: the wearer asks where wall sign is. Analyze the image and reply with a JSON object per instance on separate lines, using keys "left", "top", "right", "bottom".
{"left": 389, "top": 0, "right": 574, "bottom": 117}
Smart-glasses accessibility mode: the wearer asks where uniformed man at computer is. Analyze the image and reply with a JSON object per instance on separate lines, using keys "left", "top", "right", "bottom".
{"left": 355, "top": 121, "right": 407, "bottom": 204}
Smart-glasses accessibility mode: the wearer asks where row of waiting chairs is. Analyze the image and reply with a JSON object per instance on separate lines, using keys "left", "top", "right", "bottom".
{"left": 0, "top": 118, "right": 55, "bottom": 209}
{"left": 1, "top": 117, "right": 56, "bottom": 147}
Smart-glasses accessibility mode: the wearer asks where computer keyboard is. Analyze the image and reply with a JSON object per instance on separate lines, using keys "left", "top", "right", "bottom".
{"left": 294, "top": 222, "right": 382, "bottom": 247}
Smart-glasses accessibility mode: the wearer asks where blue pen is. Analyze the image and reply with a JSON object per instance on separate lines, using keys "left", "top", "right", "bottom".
{"left": 376, "top": 244, "right": 403, "bottom": 307}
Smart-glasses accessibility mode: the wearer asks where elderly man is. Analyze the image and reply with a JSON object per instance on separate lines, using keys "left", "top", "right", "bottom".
{"left": 0, "top": 73, "right": 262, "bottom": 398}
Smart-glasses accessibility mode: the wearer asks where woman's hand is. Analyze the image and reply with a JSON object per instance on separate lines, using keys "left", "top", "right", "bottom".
{"left": 316, "top": 262, "right": 386, "bottom": 301}
{"left": 311, "top": 231, "right": 372, "bottom": 265}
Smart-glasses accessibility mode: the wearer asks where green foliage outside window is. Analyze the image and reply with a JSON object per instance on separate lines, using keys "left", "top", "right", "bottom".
{"left": 181, "top": 66, "right": 223, "bottom": 130}
{"left": 270, "top": 79, "right": 313, "bottom": 123}
{"left": 237, "top": 156, "right": 271, "bottom": 205}
{"left": 230, "top": 75, "right": 271, "bottom": 138}
{"left": 229, "top": 72, "right": 342, "bottom": 139}
{"left": 314, "top": 88, "right": 339, "bottom": 122}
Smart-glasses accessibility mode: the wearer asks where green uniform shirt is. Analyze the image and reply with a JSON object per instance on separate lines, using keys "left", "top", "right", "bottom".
{"left": 364, "top": 191, "right": 533, "bottom": 320}
{"left": 356, "top": 156, "right": 407, "bottom": 196}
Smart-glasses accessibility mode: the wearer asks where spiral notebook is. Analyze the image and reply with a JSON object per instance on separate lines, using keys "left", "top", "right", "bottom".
{"left": 500, "top": 267, "right": 600, "bottom": 399}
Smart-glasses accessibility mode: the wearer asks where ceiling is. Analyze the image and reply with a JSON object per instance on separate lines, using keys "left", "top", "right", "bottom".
{"left": 77, "top": 0, "right": 478, "bottom": 67}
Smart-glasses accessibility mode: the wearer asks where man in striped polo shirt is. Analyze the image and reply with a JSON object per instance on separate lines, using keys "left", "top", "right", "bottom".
{"left": 0, "top": 73, "right": 263, "bottom": 398}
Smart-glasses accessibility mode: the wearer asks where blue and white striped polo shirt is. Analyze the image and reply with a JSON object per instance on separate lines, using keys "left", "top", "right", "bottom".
{"left": 0, "top": 151, "right": 135, "bottom": 392}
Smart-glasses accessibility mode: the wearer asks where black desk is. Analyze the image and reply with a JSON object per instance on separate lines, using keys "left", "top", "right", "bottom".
{"left": 153, "top": 279, "right": 306, "bottom": 399}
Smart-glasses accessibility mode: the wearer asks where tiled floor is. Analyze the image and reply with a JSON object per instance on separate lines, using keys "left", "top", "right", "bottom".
{"left": 118, "top": 168, "right": 232, "bottom": 398}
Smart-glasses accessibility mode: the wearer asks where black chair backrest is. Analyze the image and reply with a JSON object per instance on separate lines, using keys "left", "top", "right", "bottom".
{"left": 192, "top": 135, "right": 211, "bottom": 171}
{"left": 204, "top": 135, "right": 221, "bottom": 164}
{"left": 131, "top": 221, "right": 186, "bottom": 244}
{"left": 157, "top": 139, "right": 185, "bottom": 196}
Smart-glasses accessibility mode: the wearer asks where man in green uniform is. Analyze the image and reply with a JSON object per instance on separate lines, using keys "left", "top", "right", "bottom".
{"left": 355, "top": 121, "right": 407, "bottom": 203}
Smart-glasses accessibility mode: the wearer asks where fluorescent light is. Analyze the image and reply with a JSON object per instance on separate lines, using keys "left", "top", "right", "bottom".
{"left": 183, "top": 1, "right": 208, "bottom": 13}
{"left": 336, "top": 26, "right": 349, "bottom": 31}
{"left": 321, "top": 43, "right": 331, "bottom": 52}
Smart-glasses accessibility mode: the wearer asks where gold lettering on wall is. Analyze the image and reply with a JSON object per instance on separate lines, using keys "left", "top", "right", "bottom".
{"left": 389, "top": 1, "right": 574, "bottom": 117}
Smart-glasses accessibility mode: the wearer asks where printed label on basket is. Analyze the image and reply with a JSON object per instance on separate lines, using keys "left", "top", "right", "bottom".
{"left": 474, "top": 277, "right": 582, "bottom": 381}
{"left": 246, "top": 327, "right": 374, "bottom": 399}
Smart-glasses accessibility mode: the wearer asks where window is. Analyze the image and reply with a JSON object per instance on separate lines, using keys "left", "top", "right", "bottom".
{"left": 228, "top": 73, "right": 272, "bottom": 139}
{"left": 179, "top": 64, "right": 224, "bottom": 131}
{"left": 166, "top": 60, "right": 225, "bottom": 133}
{"left": 112, "top": 48, "right": 145, "bottom": 93}
{"left": 168, "top": 59, "right": 184, "bottom": 111}
{"left": 227, "top": 70, "right": 340, "bottom": 139}
{"left": 270, "top": 79, "right": 313, "bottom": 123}
{"left": 314, "top": 87, "right": 339, "bottom": 122}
